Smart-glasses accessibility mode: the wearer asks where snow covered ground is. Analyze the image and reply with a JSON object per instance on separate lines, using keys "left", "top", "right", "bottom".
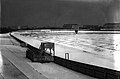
{"left": 22, "top": 30, "right": 120, "bottom": 60}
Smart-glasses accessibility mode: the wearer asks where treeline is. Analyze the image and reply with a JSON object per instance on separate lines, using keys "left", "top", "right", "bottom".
{"left": 63, "top": 23, "right": 120, "bottom": 31}
{"left": 63, "top": 24, "right": 101, "bottom": 31}
{"left": 0, "top": 27, "right": 18, "bottom": 33}
{"left": 1, "top": 23, "right": 120, "bottom": 33}
{"left": 0, "top": 26, "right": 65, "bottom": 33}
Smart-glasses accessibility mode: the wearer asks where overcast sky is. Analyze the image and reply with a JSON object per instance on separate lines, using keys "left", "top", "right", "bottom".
{"left": 1, "top": 0, "right": 120, "bottom": 27}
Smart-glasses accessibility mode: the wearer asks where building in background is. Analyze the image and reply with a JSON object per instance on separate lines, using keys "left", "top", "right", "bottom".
{"left": 101, "top": 23, "right": 120, "bottom": 30}
{"left": 63, "top": 24, "right": 78, "bottom": 29}
{"left": 81, "top": 25, "right": 101, "bottom": 31}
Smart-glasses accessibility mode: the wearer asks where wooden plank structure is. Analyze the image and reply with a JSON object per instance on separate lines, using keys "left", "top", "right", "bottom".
{"left": 26, "top": 42, "right": 55, "bottom": 63}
